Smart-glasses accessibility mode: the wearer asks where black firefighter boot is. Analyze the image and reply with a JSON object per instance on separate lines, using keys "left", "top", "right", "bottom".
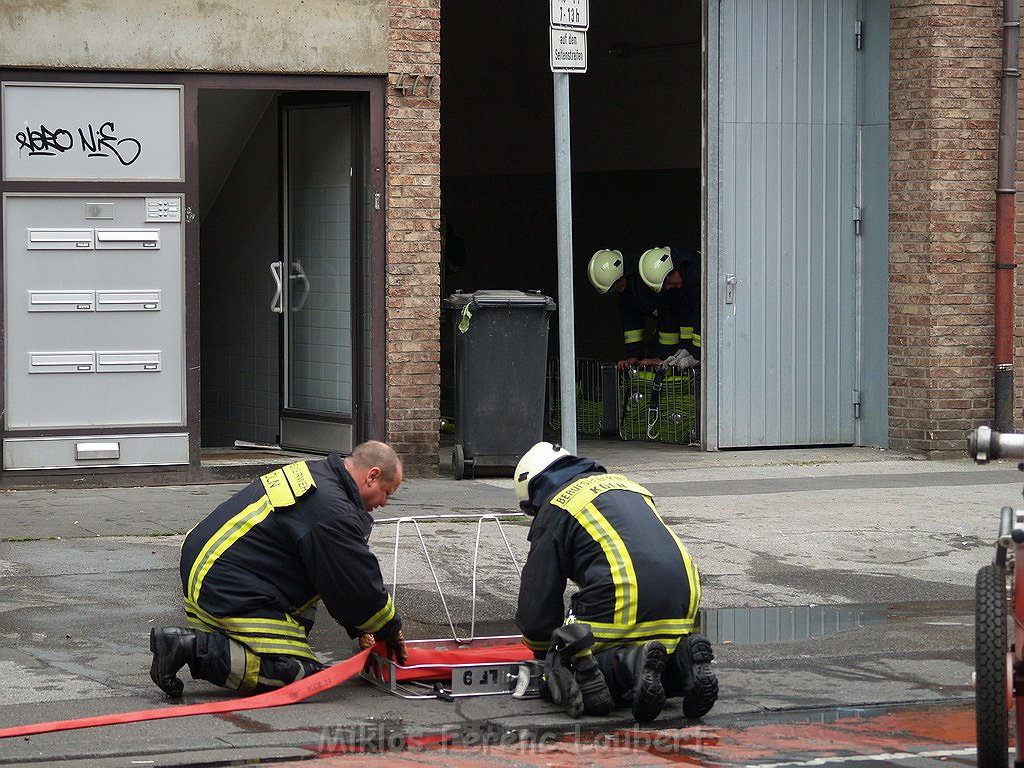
{"left": 603, "top": 641, "right": 669, "bottom": 723}
{"left": 149, "top": 627, "right": 197, "bottom": 698}
{"left": 548, "top": 623, "right": 614, "bottom": 716}
{"left": 677, "top": 633, "right": 718, "bottom": 719}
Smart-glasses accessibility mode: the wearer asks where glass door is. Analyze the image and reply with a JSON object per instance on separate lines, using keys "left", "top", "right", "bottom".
{"left": 277, "top": 101, "right": 356, "bottom": 453}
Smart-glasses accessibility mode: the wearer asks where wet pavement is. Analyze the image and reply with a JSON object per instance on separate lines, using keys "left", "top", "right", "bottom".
{"left": 0, "top": 438, "right": 1017, "bottom": 765}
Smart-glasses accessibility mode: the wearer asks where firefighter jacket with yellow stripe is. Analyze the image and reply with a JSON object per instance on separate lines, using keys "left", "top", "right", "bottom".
{"left": 515, "top": 456, "right": 701, "bottom": 658}
{"left": 179, "top": 453, "right": 400, "bottom": 661}
{"left": 618, "top": 273, "right": 678, "bottom": 361}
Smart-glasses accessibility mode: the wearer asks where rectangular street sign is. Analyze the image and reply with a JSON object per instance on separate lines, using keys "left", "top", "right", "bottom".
{"left": 550, "top": 0, "right": 589, "bottom": 31}
{"left": 550, "top": 28, "right": 587, "bottom": 73}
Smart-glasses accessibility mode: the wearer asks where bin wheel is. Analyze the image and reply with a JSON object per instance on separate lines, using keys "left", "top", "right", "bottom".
{"left": 453, "top": 445, "right": 466, "bottom": 480}
{"left": 975, "top": 562, "right": 1009, "bottom": 766}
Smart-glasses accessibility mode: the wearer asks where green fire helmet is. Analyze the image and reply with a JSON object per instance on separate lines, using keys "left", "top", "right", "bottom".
{"left": 587, "top": 249, "right": 625, "bottom": 294}
{"left": 639, "top": 247, "right": 674, "bottom": 293}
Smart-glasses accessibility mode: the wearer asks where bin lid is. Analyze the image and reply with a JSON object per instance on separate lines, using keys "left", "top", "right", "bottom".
{"left": 445, "top": 290, "right": 556, "bottom": 311}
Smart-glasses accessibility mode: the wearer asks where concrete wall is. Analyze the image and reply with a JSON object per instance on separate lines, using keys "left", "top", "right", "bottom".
{"left": 1, "top": 0, "right": 387, "bottom": 74}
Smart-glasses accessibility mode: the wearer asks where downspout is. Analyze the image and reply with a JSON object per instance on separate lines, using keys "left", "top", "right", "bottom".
{"left": 995, "top": 0, "right": 1020, "bottom": 432}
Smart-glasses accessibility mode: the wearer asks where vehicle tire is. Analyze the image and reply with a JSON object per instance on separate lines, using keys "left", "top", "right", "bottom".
{"left": 453, "top": 445, "right": 465, "bottom": 481}
{"left": 975, "top": 562, "right": 1009, "bottom": 767}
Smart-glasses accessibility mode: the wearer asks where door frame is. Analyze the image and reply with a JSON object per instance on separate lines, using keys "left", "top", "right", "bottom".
{"left": 194, "top": 75, "right": 386, "bottom": 455}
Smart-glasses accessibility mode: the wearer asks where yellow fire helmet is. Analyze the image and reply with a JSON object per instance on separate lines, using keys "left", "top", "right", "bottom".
{"left": 639, "top": 247, "right": 674, "bottom": 293}
{"left": 587, "top": 249, "right": 625, "bottom": 294}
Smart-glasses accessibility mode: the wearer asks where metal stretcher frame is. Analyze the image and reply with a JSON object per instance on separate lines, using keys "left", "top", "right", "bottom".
{"left": 362, "top": 513, "right": 536, "bottom": 699}
{"left": 374, "top": 511, "right": 525, "bottom": 643}
{"left": 360, "top": 636, "right": 535, "bottom": 700}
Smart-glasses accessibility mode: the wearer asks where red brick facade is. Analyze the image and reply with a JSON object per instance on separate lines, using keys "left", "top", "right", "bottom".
{"left": 381, "top": 0, "right": 1024, "bottom": 467}
{"left": 386, "top": 0, "right": 442, "bottom": 475}
{"left": 888, "top": 0, "right": 1022, "bottom": 454}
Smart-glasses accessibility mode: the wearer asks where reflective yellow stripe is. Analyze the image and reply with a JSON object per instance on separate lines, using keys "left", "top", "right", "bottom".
{"left": 185, "top": 600, "right": 311, "bottom": 639}
{"left": 575, "top": 502, "right": 636, "bottom": 625}
{"left": 549, "top": 475, "right": 652, "bottom": 628}
{"left": 523, "top": 635, "right": 548, "bottom": 653}
{"left": 586, "top": 618, "right": 698, "bottom": 653}
{"left": 187, "top": 497, "right": 273, "bottom": 600}
{"left": 242, "top": 646, "right": 261, "bottom": 691}
{"left": 692, "top": 333, "right": 701, "bottom": 349}
{"left": 679, "top": 326, "right": 694, "bottom": 341}
{"left": 659, "top": 331, "right": 680, "bottom": 345}
{"left": 548, "top": 476, "right": 700, "bottom": 654}
{"left": 642, "top": 495, "right": 701, "bottom": 620}
{"left": 623, "top": 329, "right": 644, "bottom": 344}
{"left": 185, "top": 608, "right": 318, "bottom": 660}
{"left": 356, "top": 594, "right": 397, "bottom": 634}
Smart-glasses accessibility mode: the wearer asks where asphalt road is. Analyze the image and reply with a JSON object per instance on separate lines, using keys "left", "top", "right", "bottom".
{"left": 0, "top": 439, "right": 1015, "bottom": 766}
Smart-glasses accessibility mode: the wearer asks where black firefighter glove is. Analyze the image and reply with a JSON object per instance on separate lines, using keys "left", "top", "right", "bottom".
{"left": 376, "top": 627, "right": 408, "bottom": 665}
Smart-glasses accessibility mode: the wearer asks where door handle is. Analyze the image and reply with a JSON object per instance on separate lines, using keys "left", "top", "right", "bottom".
{"left": 725, "top": 273, "right": 737, "bottom": 305}
{"left": 290, "top": 260, "right": 310, "bottom": 312}
{"left": 270, "top": 261, "right": 283, "bottom": 313}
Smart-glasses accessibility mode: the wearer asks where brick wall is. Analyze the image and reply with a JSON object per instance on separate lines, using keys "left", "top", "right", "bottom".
{"left": 888, "top": 0, "right": 1019, "bottom": 454}
{"left": 386, "top": 0, "right": 442, "bottom": 475}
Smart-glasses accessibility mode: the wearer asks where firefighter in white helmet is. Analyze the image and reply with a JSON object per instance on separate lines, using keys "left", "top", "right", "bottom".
{"left": 513, "top": 441, "right": 718, "bottom": 723}
{"left": 638, "top": 245, "right": 702, "bottom": 361}
{"left": 586, "top": 249, "right": 679, "bottom": 369}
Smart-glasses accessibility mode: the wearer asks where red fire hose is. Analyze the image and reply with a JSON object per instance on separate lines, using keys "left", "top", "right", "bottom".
{"left": 0, "top": 642, "right": 532, "bottom": 740}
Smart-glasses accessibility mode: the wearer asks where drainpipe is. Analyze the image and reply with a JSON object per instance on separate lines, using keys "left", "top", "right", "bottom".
{"left": 994, "top": 0, "right": 1020, "bottom": 432}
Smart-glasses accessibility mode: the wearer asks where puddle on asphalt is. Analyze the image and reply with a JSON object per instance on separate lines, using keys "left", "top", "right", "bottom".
{"left": 402, "top": 601, "right": 975, "bottom": 648}
{"left": 700, "top": 599, "right": 974, "bottom": 645}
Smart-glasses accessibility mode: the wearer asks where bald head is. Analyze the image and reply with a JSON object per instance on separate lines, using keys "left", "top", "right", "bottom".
{"left": 344, "top": 441, "right": 403, "bottom": 511}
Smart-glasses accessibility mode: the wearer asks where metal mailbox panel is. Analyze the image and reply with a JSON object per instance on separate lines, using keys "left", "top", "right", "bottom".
{"left": 96, "top": 350, "right": 161, "bottom": 373}
{"left": 94, "top": 228, "right": 160, "bottom": 250}
{"left": 28, "top": 290, "right": 95, "bottom": 312}
{"left": 27, "top": 228, "right": 94, "bottom": 250}
{"left": 96, "top": 290, "right": 160, "bottom": 312}
{"left": 29, "top": 351, "right": 95, "bottom": 373}
{"left": 3, "top": 433, "right": 189, "bottom": 470}
{"left": 4, "top": 194, "right": 184, "bottom": 429}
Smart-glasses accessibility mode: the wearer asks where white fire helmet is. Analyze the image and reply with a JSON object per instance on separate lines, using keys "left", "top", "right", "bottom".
{"left": 638, "top": 247, "right": 674, "bottom": 293}
{"left": 514, "top": 441, "right": 572, "bottom": 513}
{"left": 587, "top": 249, "right": 625, "bottom": 294}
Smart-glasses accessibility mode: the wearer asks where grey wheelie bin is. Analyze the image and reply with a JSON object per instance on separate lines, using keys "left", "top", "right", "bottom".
{"left": 446, "top": 289, "right": 557, "bottom": 480}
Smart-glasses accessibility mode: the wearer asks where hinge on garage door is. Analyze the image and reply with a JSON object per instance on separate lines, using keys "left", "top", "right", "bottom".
{"left": 853, "top": 206, "right": 862, "bottom": 235}
{"left": 855, "top": 19, "right": 863, "bottom": 50}
{"left": 853, "top": 389, "right": 862, "bottom": 419}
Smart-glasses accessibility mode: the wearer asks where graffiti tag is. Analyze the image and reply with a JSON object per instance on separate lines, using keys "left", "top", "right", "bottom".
{"left": 15, "top": 121, "right": 142, "bottom": 166}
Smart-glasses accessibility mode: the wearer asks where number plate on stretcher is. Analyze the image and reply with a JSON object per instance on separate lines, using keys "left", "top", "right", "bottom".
{"left": 450, "top": 663, "right": 520, "bottom": 695}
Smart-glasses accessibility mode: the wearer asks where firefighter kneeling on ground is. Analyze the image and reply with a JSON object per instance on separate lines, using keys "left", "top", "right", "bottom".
{"left": 513, "top": 442, "right": 718, "bottom": 722}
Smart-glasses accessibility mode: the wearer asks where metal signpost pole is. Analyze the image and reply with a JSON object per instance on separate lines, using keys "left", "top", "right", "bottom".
{"left": 553, "top": 73, "right": 578, "bottom": 455}
{"left": 550, "top": 0, "right": 588, "bottom": 455}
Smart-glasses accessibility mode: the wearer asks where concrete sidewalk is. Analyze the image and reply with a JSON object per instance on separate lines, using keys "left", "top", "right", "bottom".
{"left": 0, "top": 440, "right": 1014, "bottom": 765}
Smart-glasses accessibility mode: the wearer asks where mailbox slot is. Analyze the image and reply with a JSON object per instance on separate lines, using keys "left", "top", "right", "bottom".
{"left": 96, "top": 350, "right": 161, "bottom": 373}
{"left": 27, "top": 229, "right": 94, "bottom": 250}
{"left": 75, "top": 441, "right": 120, "bottom": 460}
{"left": 28, "top": 291, "right": 95, "bottom": 312}
{"left": 94, "top": 229, "right": 160, "bottom": 250}
{"left": 29, "top": 351, "right": 95, "bottom": 373}
{"left": 96, "top": 290, "right": 161, "bottom": 312}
